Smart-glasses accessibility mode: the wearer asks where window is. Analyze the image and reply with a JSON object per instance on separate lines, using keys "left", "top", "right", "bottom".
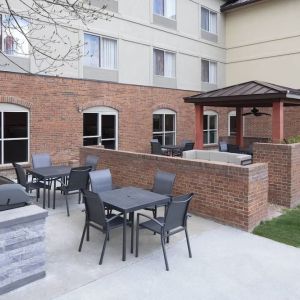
{"left": 0, "top": 104, "right": 29, "bottom": 164}
{"left": 228, "top": 111, "right": 237, "bottom": 136}
{"left": 202, "top": 59, "right": 217, "bottom": 84}
{"left": 203, "top": 111, "right": 218, "bottom": 145}
{"left": 154, "top": 0, "right": 176, "bottom": 20}
{"left": 83, "top": 106, "right": 118, "bottom": 150}
{"left": 154, "top": 49, "right": 176, "bottom": 78}
{"left": 153, "top": 109, "right": 176, "bottom": 146}
{"left": 0, "top": 15, "right": 29, "bottom": 56}
{"left": 84, "top": 33, "right": 117, "bottom": 70}
{"left": 201, "top": 7, "right": 217, "bottom": 34}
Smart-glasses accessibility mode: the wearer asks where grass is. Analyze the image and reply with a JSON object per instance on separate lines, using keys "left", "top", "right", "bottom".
{"left": 253, "top": 207, "right": 300, "bottom": 247}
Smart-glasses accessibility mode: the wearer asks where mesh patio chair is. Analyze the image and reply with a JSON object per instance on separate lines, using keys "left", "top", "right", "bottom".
{"left": 144, "top": 170, "right": 176, "bottom": 218}
{"left": 13, "top": 162, "right": 51, "bottom": 201}
{"left": 78, "top": 190, "right": 125, "bottom": 265}
{"left": 32, "top": 153, "right": 52, "bottom": 168}
{"left": 151, "top": 140, "right": 168, "bottom": 155}
{"left": 0, "top": 175, "right": 14, "bottom": 185}
{"left": 58, "top": 166, "right": 92, "bottom": 216}
{"left": 174, "top": 140, "right": 195, "bottom": 157}
{"left": 136, "top": 193, "right": 194, "bottom": 271}
{"left": 85, "top": 154, "right": 99, "bottom": 171}
{"left": 219, "top": 141, "right": 228, "bottom": 152}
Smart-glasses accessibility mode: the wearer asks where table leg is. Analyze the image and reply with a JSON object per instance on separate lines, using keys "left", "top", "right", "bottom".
{"left": 48, "top": 180, "right": 51, "bottom": 208}
{"left": 43, "top": 180, "right": 46, "bottom": 209}
{"left": 53, "top": 179, "right": 56, "bottom": 209}
{"left": 130, "top": 212, "right": 134, "bottom": 254}
{"left": 122, "top": 212, "right": 127, "bottom": 261}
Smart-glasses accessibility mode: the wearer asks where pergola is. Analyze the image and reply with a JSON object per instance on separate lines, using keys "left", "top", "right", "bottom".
{"left": 184, "top": 81, "right": 300, "bottom": 149}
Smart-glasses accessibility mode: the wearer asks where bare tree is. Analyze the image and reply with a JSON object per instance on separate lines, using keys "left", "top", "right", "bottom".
{"left": 0, "top": 0, "right": 113, "bottom": 74}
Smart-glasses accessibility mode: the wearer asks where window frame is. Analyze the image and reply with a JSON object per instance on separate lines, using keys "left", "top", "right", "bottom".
{"left": 201, "top": 59, "right": 217, "bottom": 84}
{"left": 200, "top": 6, "right": 218, "bottom": 35}
{"left": 153, "top": 48, "right": 176, "bottom": 78}
{"left": 0, "top": 103, "right": 30, "bottom": 165}
{"left": 153, "top": 0, "right": 177, "bottom": 20}
{"left": 83, "top": 32, "right": 118, "bottom": 70}
{"left": 83, "top": 106, "right": 118, "bottom": 150}
{"left": 152, "top": 108, "right": 176, "bottom": 146}
{"left": 203, "top": 110, "right": 218, "bottom": 145}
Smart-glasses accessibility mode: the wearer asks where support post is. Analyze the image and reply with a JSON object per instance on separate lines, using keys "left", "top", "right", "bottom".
{"left": 272, "top": 101, "right": 284, "bottom": 143}
{"left": 236, "top": 107, "right": 244, "bottom": 148}
{"left": 195, "top": 104, "right": 204, "bottom": 149}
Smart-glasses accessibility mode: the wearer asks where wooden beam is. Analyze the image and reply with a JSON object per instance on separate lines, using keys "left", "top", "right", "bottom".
{"left": 236, "top": 107, "right": 244, "bottom": 148}
{"left": 272, "top": 101, "right": 284, "bottom": 143}
{"left": 195, "top": 104, "right": 204, "bottom": 149}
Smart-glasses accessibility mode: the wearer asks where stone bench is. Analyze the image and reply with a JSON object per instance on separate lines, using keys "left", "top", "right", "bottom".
{"left": 182, "top": 150, "right": 252, "bottom": 166}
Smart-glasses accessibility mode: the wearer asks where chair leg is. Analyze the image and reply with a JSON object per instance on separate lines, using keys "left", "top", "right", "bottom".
{"left": 78, "top": 191, "right": 81, "bottom": 204}
{"left": 153, "top": 208, "right": 157, "bottom": 235}
{"left": 78, "top": 223, "right": 87, "bottom": 252}
{"left": 86, "top": 223, "right": 90, "bottom": 241}
{"left": 99, "top": 232, "right": 109, "bottom": 265}
{"left": 185, "top": 227, "right": 192, "bottom": 258}
{"left": 166, "top": 232, "right": 170, "bottom": 244}
{"left": 161, "top": 234, "right": 169, "bottom": 271}
{"left": 135, "top": 217, "right": 140, "bottom": 257}
{"left": 65, "top": 194, "right": 70, "bottom": 217}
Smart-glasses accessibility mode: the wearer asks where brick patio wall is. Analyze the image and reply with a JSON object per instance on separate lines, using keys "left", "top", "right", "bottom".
{"left": 80, "top": 146, "right": 268, "bottom": 231}
{"left": 254, "top": 143, "right": 300, "bottom": 207}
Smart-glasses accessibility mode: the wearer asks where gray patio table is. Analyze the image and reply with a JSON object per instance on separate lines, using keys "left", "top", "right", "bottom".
{"left": 162, "top": 145, "right": 182, "bottom": 156}
{"left": 98, "top": 187, "right": 170, "bottom": 261}
{"left": 27, "top": 165, "right": 71, "bottom": 209}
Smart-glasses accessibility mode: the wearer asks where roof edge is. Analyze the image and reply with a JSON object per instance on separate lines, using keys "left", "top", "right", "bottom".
{"left": 221, "top": 0, "right": 264, "bottom": 12}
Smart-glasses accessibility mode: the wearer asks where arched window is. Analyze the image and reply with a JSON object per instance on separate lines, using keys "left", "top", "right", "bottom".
{"left": 83, "top": 106, "right": 118, "bottom": 150}
{"left": 0, "top": 103, "right": 29, "bottom": 164}
{"left": 228, "top": 111, "right": 236, "bottom": 136}
{"left": 153, "top": 109, "right": 176, "bottom": 145}
{"left": 204, "top": 110, "right": 218, "bottom": 145}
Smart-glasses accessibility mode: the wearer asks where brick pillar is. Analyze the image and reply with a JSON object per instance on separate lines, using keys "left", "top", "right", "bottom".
{"left": 272, "top": 101, "right": 284, "bottom": 143}
{"left": 236, "top": 107, "right": 244, "bottom": 148}
{"left": 195, "top": 104, "right": 204, "bottom": 149}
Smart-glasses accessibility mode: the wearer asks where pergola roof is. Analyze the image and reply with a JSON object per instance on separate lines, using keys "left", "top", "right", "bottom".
{"left": 220, "top": 0, "right": 264, "bottom": 12}
{"left": 184, "top": 81, "right": 300, "bottom": 107}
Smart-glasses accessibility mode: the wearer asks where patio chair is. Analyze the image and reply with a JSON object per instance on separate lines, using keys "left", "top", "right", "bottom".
{"left": 31, "top": 153, "right": 52, "bottom": 168}
{"left": 13, "top": 162, "right": 51, "bottom": 201}
{"left": 174, "top": 140, "right": 195, "bottom": 157}
{"left": 0, "top": 175, "right": 14, "bottom": 185}
{"left": 58, "top": 166, "right": 92, "bottom": 216}
{"left": 151, "top": 140, "right": 168, "bottom": 156}
{"left": 85, "top": 154, "right": 99, "bottom": 171}
{"left": 78, "top": 190, "right": 125, "bottom": 265}
{"left": 144, "top": 170, "right": 176, "bottom": 218}
{"left": 219, "top": 141, "right": 228, "bottom": 152}
{"left": 136, "top": 193, "right": 194, "bottom": 271}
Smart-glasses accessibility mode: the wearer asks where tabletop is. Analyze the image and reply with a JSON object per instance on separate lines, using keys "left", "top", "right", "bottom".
{"left": 98, "top": 187, "right": 170, "bottom": 213}
{"left": 162, "top": 145, "right": 181, "bottom": 150}
{"left": 28, "top": 165, "right": 71, "bottom": 179}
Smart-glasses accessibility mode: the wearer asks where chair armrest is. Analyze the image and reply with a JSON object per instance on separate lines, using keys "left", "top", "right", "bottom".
{"left": 137, "top": 213, "right": 164, "bottom": 227}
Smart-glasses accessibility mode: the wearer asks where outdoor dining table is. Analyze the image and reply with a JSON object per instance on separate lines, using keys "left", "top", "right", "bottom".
{"left": 162, "top": 145, "right": 182, "bottom": 156}
{"left": 27, "top": 165, "right": 71, "bottom": 209}
{"left": 98, "top": 186, "right": 170, "bottom": 261}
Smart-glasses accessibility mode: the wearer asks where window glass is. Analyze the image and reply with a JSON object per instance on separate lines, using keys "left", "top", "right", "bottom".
{"left": 101, "top": 140, "right": 115, "bottom": 150}
{"left": 203, "top": 112, "right": 218, "bottom": 144}
{"left": 201, "top": 7, "right": 209, "bottom": 31}
{"left": 202, "top": 60, "right": 217, "bottom": 84}
{"left": 101, "top": 38, "right": 117, "bottom": 69}
{"left": 2, "top": 15, "right": 29, "bottom": 56}
{"left": 165, "top": 132, "right": 175, "bottom": 145}
{"left": 209, "top": 61, "right": 217, "bottom": 84}
{"left": 201, "top": 60, "right": 209, "bottom": 83}
{"left": 165, "top": 0, "right": 176, "bottom": 20}
{"left": 153, "top": 114, "right": 163, "bottom": 132}
{"left": 101, "top": 115, "right": 115, "bottom": 139}
{"left": 84, "top": 34, "right": 100, "bottom": 67}
{"left": 154, "top": 49, "right": 164, "bottom": 76}
{"left": 165, "top": 114, "right": 175, "bottom": 131}
{"left": 4, "top": 112, "right": 27, "bottom": 138}
{"left": 210, "top": 12, "right": 217, "bottom": 34}
{"left": 209, "top": 115, "right": 216, "bottom": 130}
{"left": 230, "top": 116, "right": 236, "bottom": 135}
{"left": 203, "top": 115, "right": 208, "bottom": 130}
{"left": 83, "top": 137, "right": 99, "bottom": 146}
{"left": 4, "top": 140, "right": 28, "bottom": 163}
{"left": 154, "top": 0, "right": 164, "bottom": 15}
{"left": 153, "top": 110, "right": 176, "bottom": 146}
{"left": 83, "top": 113, "right": 98, "bottom": 136}
{"left": 164, "top": 52, "right": 175, "bottom": 78}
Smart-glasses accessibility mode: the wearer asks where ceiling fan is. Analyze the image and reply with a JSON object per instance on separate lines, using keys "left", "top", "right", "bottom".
{"left": 242, "top": 107, "right": 271, "bottom": 117}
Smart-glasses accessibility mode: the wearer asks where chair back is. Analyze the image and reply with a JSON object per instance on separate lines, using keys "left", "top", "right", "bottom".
{"left": 32, "top": 153, "right": 52, "bottom": 168}
{"left": 183, "top": 142, "right": 194, "bottom": 151}
{"left": 13, "top": 162, "right": 27, "bottom": 187}
{"left": 152, "top": 170, "right": 176, "bottom": 195}
{"left": 85, "top": 155, "right": 99, "bottom": 171}
{"left": 67, "top": 166, "right": 91, "bottom": 191}
{"left": 151, "top": 141, "right": 163, "bottom": 155}
{"left": 164, "top": 193, "right": 193, "bottom": 231}
{"left": 219, "top": 141, "right": 228, "bottom": 152}
{"left": 90, "top": 169, "right": 113, "bottom": 193}
{"left": 82, "top": 190, "right": 106, "bottom": 227}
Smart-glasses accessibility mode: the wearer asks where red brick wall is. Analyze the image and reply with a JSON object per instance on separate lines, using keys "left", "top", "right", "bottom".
{"left": 80, "top": 146, "right": 268, "bottom": 231}
{"left": 254, "top": 142, "right": 300, "bottom": 207}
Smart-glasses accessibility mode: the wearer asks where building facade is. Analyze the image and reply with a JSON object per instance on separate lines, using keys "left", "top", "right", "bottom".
{"left": 0, "top": 0, "right": 299, "bottom": 169}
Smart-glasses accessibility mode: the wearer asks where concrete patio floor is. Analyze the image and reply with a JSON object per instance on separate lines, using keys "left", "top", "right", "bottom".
{"left": 3, "top": 191, "right": 300, "bottom": 300}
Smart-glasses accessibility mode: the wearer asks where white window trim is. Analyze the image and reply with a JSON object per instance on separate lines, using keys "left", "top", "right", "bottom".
{"left": 153, "top": 0, "right": 177, "bottom": 21}
{"left": 200, "top": 6, "right": 218, "bottom": 35}
{"left": 0, "top": 103, "right": 30, "bottom": 165}
{"left": 201, "top": 59, "right": 217, "bottom": 84}
{"left": 204, "top": 110, "right": 218, "bottom": 145}
{"left": 83, "top": 32, "right": 118, "bottom": 71}
{"left": 153, "top": 48, "right": 176, "bottom": 79}
{"left": 153, "top": 108, "right": 176, "bottom": 145}
{"left": 83, "top": 106, "right": 118, "bottom": 150}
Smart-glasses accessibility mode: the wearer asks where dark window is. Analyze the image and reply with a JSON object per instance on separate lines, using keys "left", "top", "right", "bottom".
{"left": 153, "top": 112, "right": 176, "bottom": 146}
{"left": 229, "top": 114, "right": 237, "bottom": 136}
{"left": 83, "top": 113, "right": 98, "bottom": 136}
